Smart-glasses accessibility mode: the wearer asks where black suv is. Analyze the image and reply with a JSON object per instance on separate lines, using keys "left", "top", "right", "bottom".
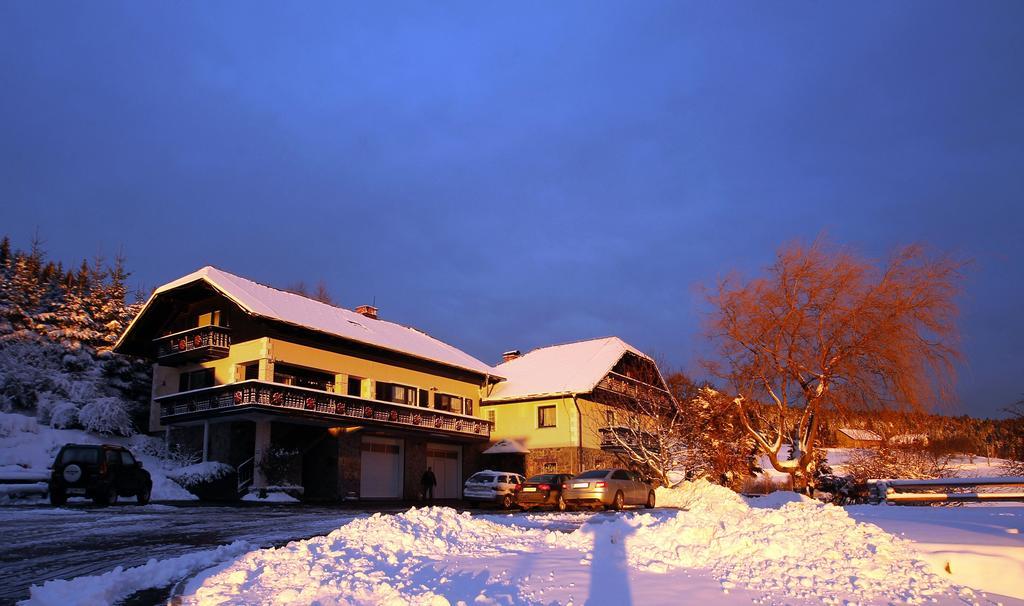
{"left": 49, "top": 444, "right": 152, "bottom": 506}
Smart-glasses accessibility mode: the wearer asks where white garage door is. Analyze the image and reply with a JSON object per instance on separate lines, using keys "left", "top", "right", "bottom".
{"left": 360, "top": 437, "right": 404, "bottom": 499}
{"left": 426, "top": 443, "right": 462, "bottom": 499}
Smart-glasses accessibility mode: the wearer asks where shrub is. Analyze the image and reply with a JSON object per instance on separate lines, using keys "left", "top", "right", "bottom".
{"left": 78, "top": 396, "right": 134, "bottom": 436}
{"left": 844, "top": 444, "right": 953, "bottom": 482}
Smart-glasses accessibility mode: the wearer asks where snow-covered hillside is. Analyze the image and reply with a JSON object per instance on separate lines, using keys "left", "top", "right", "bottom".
{"left": 0, "top": 411, "right": 194, "bottom": 502}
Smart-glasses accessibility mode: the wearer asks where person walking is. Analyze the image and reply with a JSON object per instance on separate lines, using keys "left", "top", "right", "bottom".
{"left": 421, "top": 466, "right": 437, "bottom": 501}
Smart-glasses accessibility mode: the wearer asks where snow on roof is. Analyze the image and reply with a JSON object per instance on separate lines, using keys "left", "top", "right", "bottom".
{"left": 483, "top": 336, "right": 651, "bottom": 402}
{"left": 837, "top": 428, "right": 882, "bottom": 442}
{"left": 128, "top": 266, "right": 497, "bottom": 377}
{"left": 482, "top": 439, "right": 531, "bottom": 454}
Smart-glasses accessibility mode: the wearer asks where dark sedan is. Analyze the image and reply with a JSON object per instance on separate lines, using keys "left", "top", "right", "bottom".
{"left": 515, "top": 473, "right": 574, "bottom": 511}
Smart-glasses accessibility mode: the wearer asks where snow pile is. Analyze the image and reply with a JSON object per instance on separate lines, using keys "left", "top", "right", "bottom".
{"left": 0, "top": 410, "right": 39, "bottom": 437}
{"left": 744, "top": 490, "right": 815, "bottom": 508}
{"left": 182, "top": 493, "right": 963, "bottom": 605}
{"left": 242, "top": 490, "right": 300, "bottom": 503}
{"left": 168, "top": 462, "right": 234, "bottom": 489}
{"left": 654, "top": 478, "right": 747, "bottom": 513}
{"left": 21, "top": 540, "right": 252, "bottom": 606}
{"left": 183, "top": 507, "right": 555, "bottom": 605}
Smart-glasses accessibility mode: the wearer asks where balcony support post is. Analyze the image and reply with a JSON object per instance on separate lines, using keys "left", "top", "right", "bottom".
{"left": 202, "top": 420, "right": 210, "bottom": 463}
{"left": 253, "top": 418, "right": 271, "bottom": 490}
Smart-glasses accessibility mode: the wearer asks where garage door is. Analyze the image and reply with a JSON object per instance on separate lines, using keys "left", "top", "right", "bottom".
{"left": 360, "top": 437, "right": 404, "bottom": 499}
{"left": 426, "top": 443, "right": 462, "bottom": 499}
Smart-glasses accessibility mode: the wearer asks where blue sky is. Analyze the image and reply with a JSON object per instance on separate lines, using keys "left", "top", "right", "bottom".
{"left": 2, "top": 2, "right": 1022, "bottom": 418}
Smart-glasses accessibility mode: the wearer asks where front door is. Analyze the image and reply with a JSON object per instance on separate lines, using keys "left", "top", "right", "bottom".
{"left": 426, "top": 443, "right": 461, "bottom": 499}
{"left": 360, "top": 437, "right": 403, "bottom": 499}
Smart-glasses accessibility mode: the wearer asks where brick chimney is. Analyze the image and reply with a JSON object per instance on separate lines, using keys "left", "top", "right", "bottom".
{"left": 502, "top": 350, "right": 521, "bottom": 363}
{"left": 355, "top": 304, "right": 378, "bottom": 320}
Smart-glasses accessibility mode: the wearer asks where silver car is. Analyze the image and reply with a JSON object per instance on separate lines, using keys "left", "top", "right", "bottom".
{"left": 562, "top": 468, "right": 655, "bottom": 511}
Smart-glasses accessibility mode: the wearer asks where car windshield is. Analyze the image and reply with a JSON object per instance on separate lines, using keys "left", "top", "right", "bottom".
{"left": 528, "top": 474, "right": 559, "bottom": 483}
{"left": 58, "top": 447, "right": 100, "bottom": 465}
{"left": 576, "top": 470, "right": 610, "bottom": 479}
{"left": 468, "top": 473, "right": 494, "bottom": 483}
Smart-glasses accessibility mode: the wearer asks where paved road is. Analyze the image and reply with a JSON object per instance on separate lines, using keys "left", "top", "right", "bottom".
{"left": 0, "top": 501, "right": 590, "bottom": 605}
{"left": 0, "top": 502, "right": 380, "bottom": 605}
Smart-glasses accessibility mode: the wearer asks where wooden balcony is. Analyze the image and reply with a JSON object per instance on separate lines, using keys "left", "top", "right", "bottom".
{"left": 154, "top": 326, "right": 231, "bottom": 364}
{"left": 595, "top": 372, "right": 673, "bottom": 406}
{"left": 155, "top": 380, "right": 492, "bottom": 440}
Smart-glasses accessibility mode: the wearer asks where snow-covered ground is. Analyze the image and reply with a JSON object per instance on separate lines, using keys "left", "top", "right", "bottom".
{"left": 19, "top": 481, "right": 1000, "bottom": 606}
{"left": 0, "top": 411, "right": 195, "bottom": 502}
{"left": 753, "top": 448, "right": 1020, "bottom": 489}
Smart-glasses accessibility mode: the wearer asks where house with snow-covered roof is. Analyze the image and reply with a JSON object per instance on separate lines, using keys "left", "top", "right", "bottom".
{"left": 480, "top": 337, "right": 674, "bottom": 477}
{"left": 115, "top": 266, "right": 501, "bottom": 501}
{"left": 835, "top": 428, "right": 883, "bottom": 448}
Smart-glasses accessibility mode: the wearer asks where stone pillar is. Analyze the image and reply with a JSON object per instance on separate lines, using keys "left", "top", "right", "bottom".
{"left": 334, "top": 373, "right": 348, "bottom": 394}
{"left": 254, "top": 419, "right": 272, "bottom": 489}
{"left": 362, "top": 379, "right": 375, "bottom": 400}
{"left": 258, "top": 337, "right": 274, "bottom": 381}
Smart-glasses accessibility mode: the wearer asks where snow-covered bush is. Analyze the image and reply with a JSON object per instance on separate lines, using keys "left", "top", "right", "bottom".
{"left": 48, "top": 401, "right": 81, "bottom": 429}
{"left": 844, "top": 444, "right": 953, "bottom": 482}
{"left": 1001, "top": 458, "right": 1024, "bottom": 476}
{"left": 262, "top": 447, "right": 301, "bottom": 486}
{"left": 78, "top": 396, "right": 135, "bottom": 436}
{"left": 168, "top": 462, "right": 235, "bottom": 489}
{"left": 128, "top": 433, "right": 199, "bottom": 468}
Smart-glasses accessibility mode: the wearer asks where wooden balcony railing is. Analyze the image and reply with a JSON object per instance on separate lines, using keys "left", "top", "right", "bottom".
{"left": 154, "top": 326, "right": 231, "bottom": 364}
{"left": 155, "top": 380, "right": 492, "bottom": 440}
{"left": 596, "top": 372, "right": 672, "bottom": 405}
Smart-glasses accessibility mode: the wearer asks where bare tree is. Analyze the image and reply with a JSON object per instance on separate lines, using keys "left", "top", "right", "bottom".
{"left": 285, "top": 279, "right": 334, "bottom": 304}
{"left": 313, "top": 280, "right": 334, "bottom": 305}
{"left": 593, "top": 357, "right": 684, "bottom": 487}
{"left": 705, "top": 239, "right": 962, "bottom": 490}
{"left": 1001, "top": 397, "right": 1024, "bottom": 476}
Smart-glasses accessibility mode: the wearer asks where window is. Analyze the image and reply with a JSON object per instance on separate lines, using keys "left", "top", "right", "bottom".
{"left": 243, "top": 362, "right": 259, "bottom": 381}
{"left": 274, "top": 363, "right": 335, "bottom": 392}
{"left": 577, "top": 469, "right": 610, "bottom": 479}
{"left": 348, "top": 377, "right": 363, "bottom": 397}
{"left": 377, "top": 382, "right": 417, "bottom": 406}
{"left": 464, "top": 398, "right": 473, "bottom": 416}
{"left": 434, "top": 393, "right": 462, "bottom": 413}
{"left": 487, "top": 410, "right": 496, "bottom": 425}
{"left": 605, "top": 410, "right": 616, "bottom": 425}
{"left": 538, "top": 405, "right": 556, "bottom": 428}
{"left": 612, "top": 470, "right": 631, "bottom": 480}
{"left": 197, "top": 310, "right": 222, "bottom": 327}
{"left": 120, "top": 451, "right": 136, "bottom": 465}
{"left": 105, "top": 450, "right": 120, "bottom": 465}
{"left": 179, "top": 368, "right": 214, "bottom": 392}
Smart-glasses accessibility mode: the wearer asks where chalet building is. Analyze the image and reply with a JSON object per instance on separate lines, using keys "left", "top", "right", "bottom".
{"left": 115, "top": 267, "right": 501, "bottom": 501}
{"left": 835, "top": 428, "right": 883, "bottom": 448}
{"left": 480, "top": 337, "right": 674, "bottom": 478}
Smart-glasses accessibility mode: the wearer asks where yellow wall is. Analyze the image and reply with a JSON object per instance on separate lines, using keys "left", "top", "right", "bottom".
{"left": 150, "top": 337, "right": 485, "bottom": 432}
{"left": 484, "top": 396, "right": 618, "bottom": 450}
{"left": 269, "top": 339, "right": 482, "bottom": 407}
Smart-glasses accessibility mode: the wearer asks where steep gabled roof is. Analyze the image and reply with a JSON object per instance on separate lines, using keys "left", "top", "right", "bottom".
{"left": 483, "top": 336, "right": 652, "bottom": 402}
{"left": 117, "top": 266, "right": 498, "bottom": 377}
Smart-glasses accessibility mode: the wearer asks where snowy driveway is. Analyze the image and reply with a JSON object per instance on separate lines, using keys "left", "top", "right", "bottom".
{"left": 0, "top": 502, "right": 588, "bottom": 605}
{"left": 0, "top": 502, "right": 379, "bottom": 605}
